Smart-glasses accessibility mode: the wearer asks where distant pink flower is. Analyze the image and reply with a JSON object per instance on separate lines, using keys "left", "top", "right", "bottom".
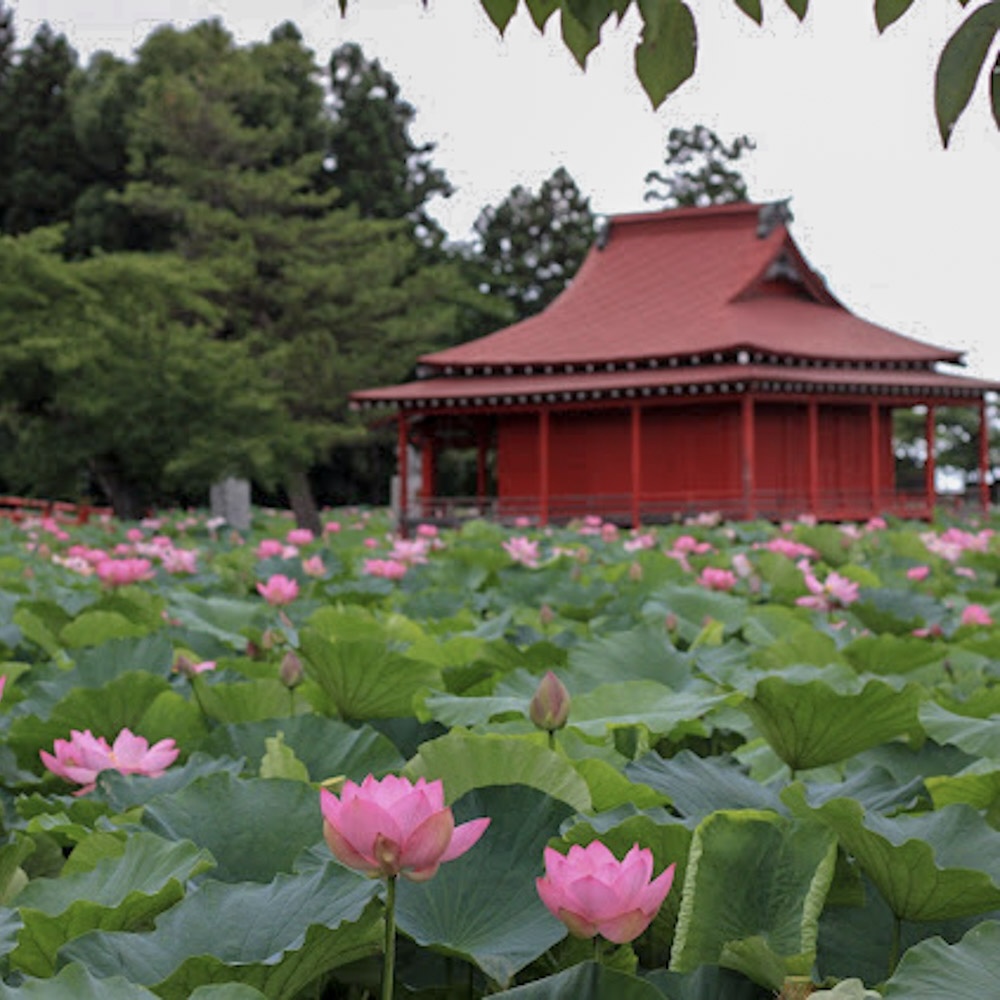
{"left": 907, "top": 565, "right": 930, "bottom": 581}
{"left": 161, "top": 548, "right": 198, "bottom": 574}
{"left": 513, "top": 516, "right": 533, "bottom": 528}
{"left": 600, "top": 523, "right": 619, "bottom": 542}
{"left": 503, "top": 536, "right": 540, "bottom": 568}
{"left": 364, "top": 558, "right": 408, "bottom": 580}
{"left": 731, "top": 552, "right": 754, "bottom": 578}
{"left": 796, "top": 560, "right": 860, "bottom": 611}
{"left": 389, "top": 538, "right": 431, "bottom": 565}
{"left": 287, "top": 528, "right": 314, "bottom": 546}
{"left": 96, "top": 558, "right": 155, "bottom": 587}
{"left": 256, "top": 538, "right": 286, "bottom": 559}
{"left": 623, "top": 533, "right": 656, "bottom": 553}
{"left": 955, "top": 567, "right": 977, "bottom": 580}
{"left": 697, "top": 567, "right": 737, "bottom": 591}
{"left": 126, "top": 528, "right": 144, "bottom": 542}
{"left": 302, "top": 555, "right": 325, "bottom": 577}
{"left": 961, "top": 604, "right": 994, "bottom": 627}
{"left": 0, "top": 676, "right": 6, "bottom": 701}
{"left": 363, "top": 537, "right": 380, "bottom": 549}
{"left": 324, "top": 521, "right": 342, "bottom": 534}
{"left": 763, "top": 537, "right": 818, "bottom": 559}
{"left": 865, "top": 517, "right": 887, "bottom": 532}
{"left": 672, "top": 535, "right": 713, "bottom": 554}
{"left": 536, "top": 841, "right": 675, "bottom": 943}
{"left": 416, "top": 524, "right": 439, "bottom": 538}
{"left": 41, "top": 728, "right": 179, "bottom": 795}
{"left": 320, "top": 774, "right": 490, "bottom": 882}
{"left": 256, "top": 574, "right": 299, "bottom": 606}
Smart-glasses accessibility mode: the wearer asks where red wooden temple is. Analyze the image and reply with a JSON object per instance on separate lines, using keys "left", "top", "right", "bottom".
{"left": 352, "top": 202, "right": 997, "bottom": 526}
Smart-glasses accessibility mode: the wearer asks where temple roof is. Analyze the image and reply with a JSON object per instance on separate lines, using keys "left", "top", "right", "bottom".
{"left": 419, "top": 202, "right": 963, "bottom": 370}
{"left": 352, "top": 362, "right": 1000, "bottom": 410}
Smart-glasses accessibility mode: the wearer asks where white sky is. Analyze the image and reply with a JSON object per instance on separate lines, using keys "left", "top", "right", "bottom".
{"left": 15, "top": 0, "right": 1000, "bottom": 379}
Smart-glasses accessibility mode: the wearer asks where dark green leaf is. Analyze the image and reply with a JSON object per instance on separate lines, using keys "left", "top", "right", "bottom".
{"left": 481, "top": 0, "right": 520, "bottom": 33}
{"left": 525, "top": 0, "right": 561, "bottom": 30}
{"left": 733, "top": 0, "right": 763, "bottom": 24}
{"left": 884, "top": 920, "right": 1000, "bottom": 997}
{"left": 0, "top": 963, "right": 159, "bottom": 998}
{"left": 492, "top": 960, "right": 667, "bottom": 997}
{"left": 935, "top": 1, "right": 1000, "bottom": 145}
{"left": 634, "top": 0, "right": 697, "bottom": 107}
{"left": 784, "top": 0, "right": 808, "bottom": 19}
{"left": 875, "top": 0, "right": 916, "bottom": 32}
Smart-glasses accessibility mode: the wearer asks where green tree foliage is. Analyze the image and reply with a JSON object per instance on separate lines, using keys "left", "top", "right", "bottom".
{"left": 472, "top": 166, "right": 597, "bottom": 320}
{"left": 894, "top": 407, "right": 995, "bottom": 491}
{"left": 644, "top": 125, "right": 754, "bottom": 209}
{"left": 0, "top": 23, "right": 89, "bottom": 235}
{"left": 0, "top": 231, "right": 283, "bottom": 518}
{"left": 394, "top": 0, "right": 998, "bottom": 146}
{"left": 118, "top": 21, "right": 473, "bottom": 529}
{"left": 326, "top": 42, "right": 452, "bottom": 245}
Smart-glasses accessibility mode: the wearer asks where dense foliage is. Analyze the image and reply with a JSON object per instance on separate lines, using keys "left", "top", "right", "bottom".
{"left": 0, "top": 507, "right": 1000, "bottom": 996}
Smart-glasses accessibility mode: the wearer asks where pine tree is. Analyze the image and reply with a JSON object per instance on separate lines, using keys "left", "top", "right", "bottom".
{"left": 644, "top": 125, "right": 755, "bottom": 208}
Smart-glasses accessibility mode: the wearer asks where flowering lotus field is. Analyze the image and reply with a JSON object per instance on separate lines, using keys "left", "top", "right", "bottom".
{"left": 2, "top": 507, "right": 1000, "bottom": 998}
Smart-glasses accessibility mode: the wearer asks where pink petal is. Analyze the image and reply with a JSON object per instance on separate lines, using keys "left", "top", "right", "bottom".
{"left": 562, "top": 873, "right": 624, "bottom": 923}
{"left": 596, "top": 907, "right": 655, "bottom": 944}
{"left": 439, "top": 817, "right": 490, "bottom": 862}
{"left": 557, "top": 907, "right": 600, "bottom": 939}
{"left": 323, "top": 820, "right": 382, "bottom": 876}
{"left": 638, "top": 863, "right": 676, "bottom": 916}
{"left": 336, "top": 796, "right": 403, "bottom": 861}
{"left": 399, "top": 808, "right": 454, "bottom": 873}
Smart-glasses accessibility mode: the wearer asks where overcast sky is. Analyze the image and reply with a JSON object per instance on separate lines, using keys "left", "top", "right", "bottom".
{"left": 16, "top": 0, "right": 1000, "bottom": 380}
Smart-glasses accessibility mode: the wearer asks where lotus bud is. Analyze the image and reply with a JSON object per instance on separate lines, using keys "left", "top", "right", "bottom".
{"left": 664, "top": 612, "right": 678, "bottom": 633}
{"left": 245, "top": 640, "right": 261, "bottom": 660}
{"left": 530, "top": 671, "right": 571, "bottom": 732}
{"left": 539, "top": 604, "right": 554, "bottom": 627}
{"left": 261, "top": 628, "right": 280, "bottom": 651}
{"left": 629, "top": 561, "right": 643, "bottom": 582}
{"left": 280, "top": 651, "right": 304, "bottom": 689}
{"left": 173, "top": 653, "right": 195, "bottom": 679}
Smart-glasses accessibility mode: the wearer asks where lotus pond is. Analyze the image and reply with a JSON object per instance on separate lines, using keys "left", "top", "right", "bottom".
{"left": 0, "top": 507, "right": 1000, "bottom": 998}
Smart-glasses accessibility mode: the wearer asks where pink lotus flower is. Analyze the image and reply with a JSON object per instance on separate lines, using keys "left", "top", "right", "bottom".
{"left": 763, "top": 537, "right": 819, "bottom": 559}
{"left": 256, "top": 574, "right": 299, "bottom": 606}
{"left": 302, "top": 555, "right": 325, "bottom": 577}
{"left": 320, "top": 774, "right": 490, "bottom": 882}
{"left": 95, "top": 558, "right": 155, "bottom": 587}
{"left": 41, "top": 728, "right": 179, "bottom": 794}
{"left": 364, "top": 558, "right": 408, "bottom": 580}
{"left": 961, "top": 604, "right": 994, "bottom": 627}
{"left": 503, "top": 536, "right": 540, "bottom": 568}
{"left": 287, "top": 528, "right": 314, "bottom": 546}
{"left": 161, "top": 548, "right": 198, "bottom": 574}
{"left": 256, "top": 538, "right": 287, "bottom": 560}
{"left": 416, "top": 524, "right": 439, "bottom": 538}
{"left": 907, "top": 565, "right": 930, "bottom": 581}
{"left": 536, "top": 841, "right": 675, "bottom": 943}
{"left": 697, "top": 567, "right": 737, "bottom": 592}
{"left": 796, "top": 560, "right": 860, "bottom": 611}
{"left": 389, "top": 538, "right": 431, "bottom": 565}
{"left": 672, "top": 534, "right": 713, "bottom": 554}
{"left": 324, "top": 520, "right": 342, "bottom": 534}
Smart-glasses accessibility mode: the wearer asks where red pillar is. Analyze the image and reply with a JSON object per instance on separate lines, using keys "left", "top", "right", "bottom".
{"left": 476, "top": 421, "right": 489, "bottom": 507}
{"left": 538, "top": 408, "right": 550, "bottom": 526}
{"left": 630, "top": 404, "right": 642, "bottom": 529}
{"left": 397, "top": 412, "right": 409, "bottom": 537}
{"left": 741, "top": 394, "right": 756, "bottom": 519}
{"left": 925, "top": 405, "right": 936, "bottom": 518}
{"left": 979, "top": 400, "right": 991, "bottom": 515}
{"left": 869, "top": 402, "right": 881, "bottom": 519}
{"left": 807, "top": 400, "right": 820, "bottom": 520}
{"left": 419, "top": 430, "right": 435, "bottom": 519}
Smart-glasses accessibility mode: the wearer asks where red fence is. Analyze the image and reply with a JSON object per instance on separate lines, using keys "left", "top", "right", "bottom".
{"left": 0, "top": 496, "right": 113, "bottom": 525}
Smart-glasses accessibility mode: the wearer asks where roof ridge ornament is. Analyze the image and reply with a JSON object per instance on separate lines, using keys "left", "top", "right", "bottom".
{"left": 757, "top": 199, "right": 794, "bottom": 239}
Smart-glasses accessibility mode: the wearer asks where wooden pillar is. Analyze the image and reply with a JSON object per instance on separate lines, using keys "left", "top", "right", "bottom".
{"left": 630, "top": 404, "right": 642, "bottom": 529}
{"left": 869, "top": 402, "right": 881, "bottom": 518}
{"left": 538, "top": 408, "right": 550, "bottom": 526}
{"left": 420, "top": 426, "right": 436, "bottom": 517}
{"left": 741, "top": 394, "right": 756, "bottom": 520}
{"left": 925, "top": 404, "right": 936, "bottom": 518}
{"left": 475, "top": 421, "right": 489, "bottom": 504}
{"left": 979, "top": 399, "right": 991, "bottom": 515}
{"left": 397, "top": 411, "right": 409, "bottom": 538}
{"left": 807, "top": 400, "right": 820, "bottom": 519}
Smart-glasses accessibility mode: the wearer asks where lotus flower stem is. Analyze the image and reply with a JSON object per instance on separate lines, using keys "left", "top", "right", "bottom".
{"left": 889, "top": 913, "right": 902, "bottom": 978}
{"left": 382, "top": 875, "right": 397, "bottom": 1000}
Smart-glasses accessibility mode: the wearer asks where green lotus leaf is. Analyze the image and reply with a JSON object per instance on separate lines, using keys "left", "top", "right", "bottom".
{"left": 139, "top": 773, "right": 321, "bottom": 883}
{"left": 919, "top": 700, "right": 1000, "bottom": 759}
{"left": 626, "top": 750, "right": 785, "bottom": 821}
{"left": 646, "top": 963, "right": 764, "bottom": 999}
{"left": 165, "top": 592, "right": 267, "bottom": 651}
{"left": 738, "top": 673, "right": 923, "bottom": 771}
{"left": 396, "top": 785, "right": 574, "bottom": 985}
{"left": 198, "top": 715, "right": 404, "bottom": 782}
{"left": 299, "top": 633, "right": 442, "bottom": 720}
{"left": 783, "top": 786, "right": 1000, "bottom": 921}
{"left": 0, "top": 962, "right": 159, "bottom": 998}
{"left": 565, "top": 624, "right": 695, "bottom": 692}
{"left": 568, "top": 682, "right": 727, "bottom": 741}
{"left": 573, "top": 758, "right": 668, "bottom": 813}
{"left": 414, "top": 690, "right": 528, "bottom": 729}
{"left": 60, "top": 611, "right": 150, "bottom": 648}
{"left": 404, "top": 730, "right": 592, "bottom": 811}
{"left": 747, "top": 624, "right": 844, "bottom": 672}
{"left": 670, "top": 810, "right": 837, "bottom": 989}
{"left": 883, "top": 920, "right": 1000, "bottom": 997}
{"left": 842, "top": 634, "right": 946, "bottom": 677}
{"left": 59, "top": 864, "right": 382, "bottom": 1000}
{"left": 850, "top": 588, "right": 944, "bottom": 635}
{"left": 10, "top": 833, "right": 213, "bottom": 976}
{"left": 189, "top": 676, "right": 293, "bottom": 725}
{"left": 491, "top": 960, "right": 667, "bottom": 997}
{"left": 94, "top": 753, "right": 244, "bottom": 810}
{"left": 641, "top": 585, "right": 748, "bottom": 644}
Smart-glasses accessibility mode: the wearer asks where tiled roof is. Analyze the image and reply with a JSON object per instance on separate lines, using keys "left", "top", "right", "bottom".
{"left": 352, "top": 362, "right": 999, "bottom": 409}
{"left": 419, "top": 203, "right": 962, "bottom": 369}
